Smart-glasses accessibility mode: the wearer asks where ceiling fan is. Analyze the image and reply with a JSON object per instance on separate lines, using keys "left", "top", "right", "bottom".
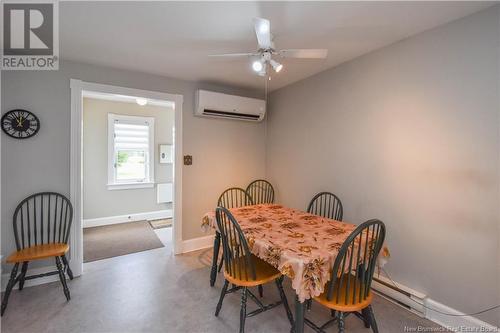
{"left": 209, "top": 18, "right": 328, "bottom": 77}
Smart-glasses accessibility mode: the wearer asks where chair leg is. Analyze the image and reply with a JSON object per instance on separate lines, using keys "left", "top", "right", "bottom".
{"left": 361, "top": 307, "right": 371, "bottom": 328}
{"left": 18, "top": 261, "right": 29, "bottom": 290}
{"left": 258, "top": 285, "right": 264, "bottom": 297}
{"left": 210, "top": 232, "right": 221, "bottom": 286}
{"left": 215, "top": 279, "right": 229, "bottom": 316}
{"left": 338, "top": 312, "right": 345, "bottom": 333}
{"left": 367, "top": 305, "right": 379, "bottom": 333}
{"left": 239, "top": 287, "right": 248, "bottom": 333}
{"left": 1, "top": 263, "right": 20, "bottom": 316}
{"left": 218, "top": 257, "right": 224, "bottom": 273}
{"left": 55, "top": 257, "right": 71, "bottom": 301}
{"left": 275, "top": 277, "right": 294, "bottom": 326}
{"left": 61, "top": 255, "right": 73, "bottom": 280}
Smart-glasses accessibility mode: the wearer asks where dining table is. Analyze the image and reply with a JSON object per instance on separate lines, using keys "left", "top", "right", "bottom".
{"left": 202, "top": 203, "right": 388, "bottom": 333}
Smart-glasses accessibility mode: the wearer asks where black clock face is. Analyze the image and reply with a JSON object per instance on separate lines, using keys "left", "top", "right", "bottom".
{"left": 1, "top": 110, "right": 40, "bottom": 139}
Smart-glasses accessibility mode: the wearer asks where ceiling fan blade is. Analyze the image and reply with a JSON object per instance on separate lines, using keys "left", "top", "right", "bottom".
{"left": 278, "top": 49, "right": 328, "bottom": 59}
{"left": 208, "top": 53, "right": 258, "bottom": 58}
{"left": 253, "top": 17, "right": 272, "bottom": 49}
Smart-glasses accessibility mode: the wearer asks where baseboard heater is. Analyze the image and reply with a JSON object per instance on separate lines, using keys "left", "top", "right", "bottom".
{"left": 371, "top": 275, "right": 427, "bottom": 317}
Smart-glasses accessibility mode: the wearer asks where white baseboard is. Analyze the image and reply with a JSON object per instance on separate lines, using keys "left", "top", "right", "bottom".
{"left": 83, "top": 209, "right": 172, "bottom": 228}
{"left": 180, "top": 235, "right": 214, "bottom": 253}
{"left": 424, "top": 298, "right": 499, "bottom": 332}
{"left": 1, "top": 265, "right": 62, "bottom": 292}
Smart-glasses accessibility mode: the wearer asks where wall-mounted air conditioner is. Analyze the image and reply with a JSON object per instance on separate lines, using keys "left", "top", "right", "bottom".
{"left": 195, "top": 90, "right": 266, "bottom": 122}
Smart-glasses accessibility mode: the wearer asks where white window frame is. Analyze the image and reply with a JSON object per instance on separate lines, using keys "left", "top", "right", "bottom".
{"left": 107, "top": 113, "right": 155, "bottom": 190}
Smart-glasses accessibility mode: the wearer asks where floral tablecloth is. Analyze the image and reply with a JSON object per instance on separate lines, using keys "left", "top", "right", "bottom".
{"left": 202, "top": 204, "right": 389, "bottom": 302}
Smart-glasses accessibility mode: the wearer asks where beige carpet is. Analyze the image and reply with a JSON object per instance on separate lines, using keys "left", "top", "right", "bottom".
{"left": 148, "top": 218, "right": 172, "bottom": 229}
{"left": 83, "top": 221, "right": 164, "bottom": 263}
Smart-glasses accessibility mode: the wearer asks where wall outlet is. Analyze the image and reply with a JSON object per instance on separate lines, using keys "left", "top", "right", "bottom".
{"left": 184, "top": 155, "right": 193, "bottom": 165}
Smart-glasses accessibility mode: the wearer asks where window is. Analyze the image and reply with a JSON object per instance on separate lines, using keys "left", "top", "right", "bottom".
{"left": 107, "top": 114, "right": 154, "bottom": 190}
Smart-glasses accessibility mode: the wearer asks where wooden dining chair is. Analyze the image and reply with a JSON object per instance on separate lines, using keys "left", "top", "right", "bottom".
{"left": 211, "top": 188, "right": 254, "bottom": 280}
{"left": 1, "top": 192, "right": 74, "bottom": 316}
{"left": 304, "top": 219, "right": 386, "bottom": 333}
{"left": 246, "top": 180, "right": 275, "bottom": 205}
{"left": 307, "top": 191, "right": 343, "bottom": 221}
{"left": 218, "top": 187, "right": 254, "bottom": 209}
{"left": 214, "top": 206, "right": 294, "bottom": 333}
{"left": 306, "top": 192, "right": 345, "bottom": 310}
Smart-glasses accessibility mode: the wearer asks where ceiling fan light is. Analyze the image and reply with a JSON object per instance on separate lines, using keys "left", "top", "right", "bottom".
{"left": 258, "top": 64, "right": 267, "bottom": 77}
{"left": 258, "top": 21, "right": 270, "bottom": 34}
{"left": 270, "top": 59, "right": 283, "bottom": 73}
{"left": 252, "top": 60, "right": 263, "bottom": 72}
{"left": 136, "top": 98, "right": 148, "bottom": 106}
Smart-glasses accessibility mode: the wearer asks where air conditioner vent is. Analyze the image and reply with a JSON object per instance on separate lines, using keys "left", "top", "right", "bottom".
{"left": 202, "top": 109, "right": 261, "bottom": 121}
{"left": 195, "top": 90, "right": 266, "bottom": 122}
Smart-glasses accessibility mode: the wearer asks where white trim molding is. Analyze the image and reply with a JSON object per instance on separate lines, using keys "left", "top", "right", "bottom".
{"left": 180, "top": 235, "right": 214, "bottom": 253}
{"left": 70, "top": 79, "right": 84, "bottom": 277}
{"left": 424, "top": 298, "right": 499, "bottom": 332}
{"left": 83, "top": 210, "right": 172, "bottom": 228}
{"left": 107, "top": 182, "right": 155, "bottom": 190}
{"left": 70, "top": 79, "right": 184, "bottom": 277}
{"left": 107, "top": 113, "right": 155, "bottom": 188}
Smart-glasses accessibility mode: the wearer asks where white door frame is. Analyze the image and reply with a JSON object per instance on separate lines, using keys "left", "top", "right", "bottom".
{"left": 69, "top": 79, "right": 183, "bottom": 277}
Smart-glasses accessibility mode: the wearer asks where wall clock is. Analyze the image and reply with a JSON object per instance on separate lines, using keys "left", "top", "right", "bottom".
{"left": 1, "top": 109, "right": 40, "bottom": 139}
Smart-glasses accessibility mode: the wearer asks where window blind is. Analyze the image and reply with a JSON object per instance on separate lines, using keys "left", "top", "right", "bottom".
{"left": 114, "top": 122, "right": 149, "bottom": 150}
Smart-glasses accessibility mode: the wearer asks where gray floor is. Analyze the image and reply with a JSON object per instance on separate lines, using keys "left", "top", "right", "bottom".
{"left": 1, "top": 248, "right": 442, "bottom": 333}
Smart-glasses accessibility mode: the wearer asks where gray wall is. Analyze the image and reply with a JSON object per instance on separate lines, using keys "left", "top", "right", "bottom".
{"left": 1, "top": 60, "right": 266, "bottom": 270}
{"left": 83, "top": 98, "right": 173, "bottom": 220}
{"left": 266, "top": 6, "right": 499, "bottom": 326}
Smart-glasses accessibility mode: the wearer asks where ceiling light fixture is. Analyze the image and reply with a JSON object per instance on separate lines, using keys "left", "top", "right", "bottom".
{"left": 258, "top": 68, "right": 267, "bottom": 77}
{"left": 258, "top": 20, "right": 270, "bottom": 34}
{"left": 270, "top": 59, "right": 283, "bottom": 73}
{"left": 252, "top": 60, "right": 263, "bottom": 72}
{"left": 257, "top": 62, "right": 267, "bottom": 77}
{"left": 136, "top": 98, "right": 148, "bottom": 106}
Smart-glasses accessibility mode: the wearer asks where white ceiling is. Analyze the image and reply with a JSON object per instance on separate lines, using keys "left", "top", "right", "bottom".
{"left": 60, "top": 2, "right": 494, "bottom": 91}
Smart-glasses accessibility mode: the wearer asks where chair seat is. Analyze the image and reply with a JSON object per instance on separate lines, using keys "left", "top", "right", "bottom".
{"left": 6, "top": 243, "right": 69, "bottom": 263}
{"left": 314, "top": 275, "right": 373, "bottom": 312}
{"left": 224, "top": 254, "right": 281, "bottom": 287}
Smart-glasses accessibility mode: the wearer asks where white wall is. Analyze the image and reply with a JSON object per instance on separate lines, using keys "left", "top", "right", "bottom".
{"left": 267, "top": 6, "right": 500, "bottom": 326}
{"left": 1, "top": 60, "right": 266, "bottom": 270}
{"left": 83, "top": 98, "right": 173, "bottom": 219}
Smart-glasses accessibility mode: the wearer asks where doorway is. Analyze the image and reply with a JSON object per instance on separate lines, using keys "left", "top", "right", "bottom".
{"left": 70, "top": 80, "right": 183, "bottom": 276}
